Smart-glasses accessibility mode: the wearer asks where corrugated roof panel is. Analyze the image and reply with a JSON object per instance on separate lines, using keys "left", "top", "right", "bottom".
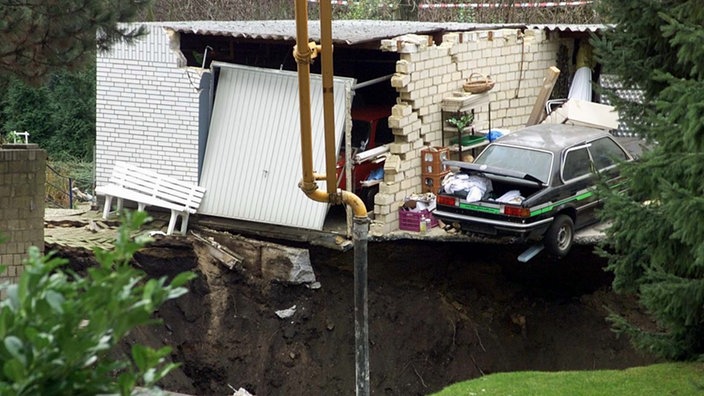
{"left": 528, "top": 24, "right": 611, "bottom": 33}
{"left": 140, "top": 21, "right": 616, "bottom": 46}
{"left": 198, "top": 63, "right": 353, "bottom": 230}
{"left": 163, "top": 20, "right": 522, "bottom": 45}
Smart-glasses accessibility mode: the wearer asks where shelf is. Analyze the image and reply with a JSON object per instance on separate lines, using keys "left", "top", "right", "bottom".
{"left": 443, "top": 125, "right": 475, "bottom": 134}
{"left": 360, "top": 179, "right": 382, "bottom": 187}
{"left": 441, "top": 93, "right": 492, "bottom": 161}
{"left": 441, "top": 92, "right": 491, "bottom": 113}
{"left": 448, "top": 135, "right": 486, "bottom": 146}
{"left": 448, "top": 140, "right": 489, "bottom": 153}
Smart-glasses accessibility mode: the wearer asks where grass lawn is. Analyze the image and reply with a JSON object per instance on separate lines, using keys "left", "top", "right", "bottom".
{"left": 431, "top": 362, "right": 704, "bottom": 396}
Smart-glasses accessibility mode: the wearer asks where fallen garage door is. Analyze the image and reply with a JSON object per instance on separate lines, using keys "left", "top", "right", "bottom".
{"left": 199, "top": 62, "right": 354, "bottom": 230}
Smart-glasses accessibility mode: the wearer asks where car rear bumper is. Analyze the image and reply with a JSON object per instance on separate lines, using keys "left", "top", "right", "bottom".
{"left": 433, "top": 209, "right": 553, "bottom": 240}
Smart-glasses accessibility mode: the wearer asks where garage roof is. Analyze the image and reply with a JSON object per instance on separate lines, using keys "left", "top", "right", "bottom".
{"left": 163, "top": 20, "right": 524, "bottom": 45}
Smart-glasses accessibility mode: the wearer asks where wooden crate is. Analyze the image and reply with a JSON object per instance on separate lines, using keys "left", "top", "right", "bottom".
{"left": 422, "top": 171, "right": 449, "bottom": 194}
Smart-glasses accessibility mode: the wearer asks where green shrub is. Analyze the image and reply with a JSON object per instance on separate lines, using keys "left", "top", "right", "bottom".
{"left": 0, "top": 211, "right": 195, "bottom": 395}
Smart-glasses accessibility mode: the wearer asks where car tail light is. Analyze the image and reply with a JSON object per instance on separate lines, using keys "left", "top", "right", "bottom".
{"left": 437, "top": 195, "right": 457, "bottom": 207}
{"left": 502, "top": 205, "right": 531, "bottom": 218}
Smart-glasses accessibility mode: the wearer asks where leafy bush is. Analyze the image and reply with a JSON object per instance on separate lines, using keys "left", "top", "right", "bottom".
{"left": 0, "top": 211, "right": 195, "bottom": 395}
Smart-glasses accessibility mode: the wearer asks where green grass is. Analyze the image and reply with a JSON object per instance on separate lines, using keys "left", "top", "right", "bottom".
{"left": 431, "top": 363, "right": 704, "bottom": 396}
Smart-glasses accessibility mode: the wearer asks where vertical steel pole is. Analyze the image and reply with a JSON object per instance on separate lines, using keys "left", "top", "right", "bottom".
{"left": 68, "top": 178, "right": 74, "bottom": 209}
{"left": 353, "top": 216, "right": 370, "bottom": 396}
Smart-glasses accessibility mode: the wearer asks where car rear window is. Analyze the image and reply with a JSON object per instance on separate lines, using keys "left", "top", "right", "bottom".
{"left": 474, "top": 145, "right": 552, "bottom": 184}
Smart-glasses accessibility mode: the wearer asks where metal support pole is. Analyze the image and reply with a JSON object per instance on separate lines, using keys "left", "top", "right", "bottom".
{"left": 353, "top": 216, "right": 370, "bottom": 396}
{"left": 68, "top": 178, "right": 74, "bottom": 209}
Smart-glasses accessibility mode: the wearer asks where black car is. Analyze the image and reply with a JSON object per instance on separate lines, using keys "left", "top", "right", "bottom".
{"left": 433, "top": 123, "right": 633, "bottom": 257}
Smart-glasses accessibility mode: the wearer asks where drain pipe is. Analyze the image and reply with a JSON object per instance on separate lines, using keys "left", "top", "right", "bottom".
{"left": 293, "top": 1, "right": 370, "bottom": 395}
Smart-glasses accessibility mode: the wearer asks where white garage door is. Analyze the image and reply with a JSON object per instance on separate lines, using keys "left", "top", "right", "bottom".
{"left": 199, "top": 62, "right": 354, "bottom": 230}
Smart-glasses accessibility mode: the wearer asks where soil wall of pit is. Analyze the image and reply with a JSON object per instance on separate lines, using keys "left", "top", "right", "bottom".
{"left": 59, "top": 239, "right": 656, "bottom": 395}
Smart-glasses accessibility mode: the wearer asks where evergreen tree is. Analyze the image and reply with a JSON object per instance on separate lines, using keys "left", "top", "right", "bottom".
{"left": 45, "top": 65, "right": 96, "bottom": 161}
{"left": 0, "top": 0, "right": 151, "bottom": 84}
{"left": 1, "top": 78, "right": 54, "bottom": 143}
{"left": 592, "top": 1, "right": 704, "bottom": 360}
{"left": 1, "top": 65, "right": 95, "bottom": 161}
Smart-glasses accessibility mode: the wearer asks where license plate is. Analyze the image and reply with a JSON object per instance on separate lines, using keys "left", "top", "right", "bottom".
{"left": 462, "top": 222, "right": 497, "bottom": 235}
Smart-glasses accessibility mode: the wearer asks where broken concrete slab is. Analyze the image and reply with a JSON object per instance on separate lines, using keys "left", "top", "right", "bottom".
{"left": 261, "top": 244, "right": 315, "bottom": 285}
{"left": 196, "top": 228, "right": 317, "bottom": 286}
{"left": 191, "top": 232, "right": 244, "bottom": 270}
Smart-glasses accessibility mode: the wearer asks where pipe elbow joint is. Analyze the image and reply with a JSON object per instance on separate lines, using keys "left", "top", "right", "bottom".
{"left": 340, "top": 190, "right": 368, "bottom": 218}
{"left": 298, "top": 179, "right": 329, "bottom": 204}
{"left": 298, "top": 179, "right": 319, "bottom": 194}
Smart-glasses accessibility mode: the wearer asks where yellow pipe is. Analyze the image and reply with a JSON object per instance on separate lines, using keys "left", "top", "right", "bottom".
{"left": 299, "top": 175, "right": 367, "bottom": 217}
{"left": 293, "top": 0, "right": 316, "bottom": 192}
{"left": 319, "top": 0, "right": 337, "bottom": 195}
{"left": 296, "top": 8, "right": 370, "bottom": 394}
{"left": 293, "top": 0, "right": 367, "bottom": 218}
{"left": 341, "top": 190, "right": 368, "bottom": 218}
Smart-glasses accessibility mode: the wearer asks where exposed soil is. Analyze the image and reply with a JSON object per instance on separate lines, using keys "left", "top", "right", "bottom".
{"left": 54, "top": 238, "right": 656, "bottom": 396}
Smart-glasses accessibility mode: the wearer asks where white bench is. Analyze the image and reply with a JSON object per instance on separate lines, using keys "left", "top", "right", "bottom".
{"left": 95, "top": 161, "right": 206, "bottom": 235}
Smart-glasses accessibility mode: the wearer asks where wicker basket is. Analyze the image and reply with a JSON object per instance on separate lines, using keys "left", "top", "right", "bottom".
{"left": 463, "top": 73, "right": 495, "bottom": 94}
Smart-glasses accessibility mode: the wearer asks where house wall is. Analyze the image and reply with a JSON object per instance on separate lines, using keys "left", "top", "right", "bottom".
{"left": 96, "top": 24, "right": 201, "bottom": 187}
{"left": 371, "top": 28, "right": 560, "bottom": 235}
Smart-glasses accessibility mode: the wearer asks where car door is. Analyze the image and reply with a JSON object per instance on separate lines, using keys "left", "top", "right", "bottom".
{"left": 560, "top": 145, "right": 598, "bottom": 229}
{"left": 587, "top": 135, "right": 632, "bottom": 197}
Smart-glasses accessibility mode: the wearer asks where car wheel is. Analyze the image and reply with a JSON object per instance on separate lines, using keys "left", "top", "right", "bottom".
{"left": 544, "top": 214, "right": 574, "bottom": 257}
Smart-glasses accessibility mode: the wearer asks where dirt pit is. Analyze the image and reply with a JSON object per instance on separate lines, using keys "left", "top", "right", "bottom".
{"left": 55, "top": 238, "right": 655, "bottom": 395}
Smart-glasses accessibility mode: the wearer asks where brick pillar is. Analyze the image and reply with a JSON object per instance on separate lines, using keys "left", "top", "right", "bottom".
{"left": 0, "top": 144, "right": 46, "bottom": 285}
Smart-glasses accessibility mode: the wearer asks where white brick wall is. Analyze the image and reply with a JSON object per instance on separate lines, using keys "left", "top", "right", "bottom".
{"left": 96, "top": 24, "right": 201, "bottom": 186}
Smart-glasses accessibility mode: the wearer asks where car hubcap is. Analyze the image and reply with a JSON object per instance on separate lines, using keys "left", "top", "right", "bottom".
{"left": 557, "top": 226, "right": 571, "bottom": 250}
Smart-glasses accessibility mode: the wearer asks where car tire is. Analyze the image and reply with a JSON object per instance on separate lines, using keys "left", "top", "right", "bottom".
{"left": 544, "top": 214, "right": 574, "bottom": 257}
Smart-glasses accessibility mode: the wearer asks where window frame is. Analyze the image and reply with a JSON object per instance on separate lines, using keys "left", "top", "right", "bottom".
{"left": 561, "top": 143, "right": 594, "bottom": 183}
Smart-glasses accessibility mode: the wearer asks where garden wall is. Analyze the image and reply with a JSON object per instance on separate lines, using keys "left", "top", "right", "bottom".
{"left": 0, "top": 144, "right": 46, "bottom": 285}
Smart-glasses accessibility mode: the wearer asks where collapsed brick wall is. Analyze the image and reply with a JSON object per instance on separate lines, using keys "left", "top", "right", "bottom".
{"left": 0, "top": 144, "right": 47, "bottom": 285}
{"left": 371, "top": 28, "right": 559, "bottom": 234}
